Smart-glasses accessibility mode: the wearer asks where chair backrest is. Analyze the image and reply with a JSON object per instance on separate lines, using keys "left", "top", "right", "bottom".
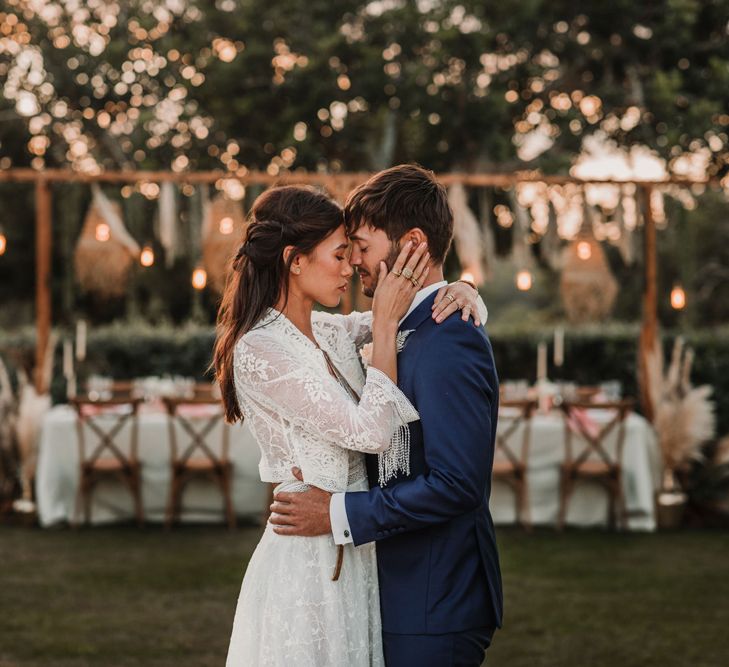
{"left": 71, "top": 397, "right": 142, "bottom": 466}
{"left": 495, "top": 399, "right": 537, "bottom": 468}
{"left": 560, "top": 399, "right": 634, "bottom": 469}
{"left": 163, "top": 397, "right": 229, "bottom": 465}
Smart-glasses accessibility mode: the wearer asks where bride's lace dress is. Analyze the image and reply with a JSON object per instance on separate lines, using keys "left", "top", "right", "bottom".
{"left": 226, "top": 309, "right": 419, "bottom": 667}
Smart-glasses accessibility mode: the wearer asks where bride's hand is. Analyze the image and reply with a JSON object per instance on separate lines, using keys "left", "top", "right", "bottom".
{"left": 432, "top": 281, "right": 483, "bottom": 325}
{"left": 372, "top": 241, "right": 430, "bottom": 326}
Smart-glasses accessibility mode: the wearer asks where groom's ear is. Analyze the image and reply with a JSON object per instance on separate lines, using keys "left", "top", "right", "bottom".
{"left": 399, "top": 228, "right": 428, "bottom": 251}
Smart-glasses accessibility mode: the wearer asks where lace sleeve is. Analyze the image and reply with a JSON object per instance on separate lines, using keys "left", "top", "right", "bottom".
{"left": 235, "top": 333, "right": 417, "bottom": 454}
{"left": 312, "top": 310, "right": 373, "bottom": 348}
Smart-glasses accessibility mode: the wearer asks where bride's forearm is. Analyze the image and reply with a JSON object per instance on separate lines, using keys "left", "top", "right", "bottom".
{"left": 369, "top": 319, "right": 398, "bottom": 383}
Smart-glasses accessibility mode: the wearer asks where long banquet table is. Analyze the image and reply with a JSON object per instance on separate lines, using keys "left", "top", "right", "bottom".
{"left": 36, "top": 404, "right": 661, "bottom": 530}
{"left": 36, "top": 404, "right": 268, "bottom": 527}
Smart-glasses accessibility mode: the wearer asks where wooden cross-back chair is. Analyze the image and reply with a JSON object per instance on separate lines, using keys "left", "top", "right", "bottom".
{"left": 558, "top": 399, "right": 634, "bottom": 531}
{"left": 493, "top": 399, "right": 537, "bottom": 529}
{"left": 70, "top": 397, "right": 144, "bottom": 527}
{"left": 163, "top": 396, "right": 235, "bottom": 529}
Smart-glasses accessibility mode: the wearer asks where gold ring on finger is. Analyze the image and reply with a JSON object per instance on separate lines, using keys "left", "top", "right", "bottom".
{"left": 445, "top": 293, "right": 455, "bottom": 304}
{"left": 392, "top": 269, "right": 402, "bottom": 277}
{"left": 409, "top": 276, "right": 419, "bottom": 287}
{"left": 401, "top": 267, "right": 414, "bottom": 279}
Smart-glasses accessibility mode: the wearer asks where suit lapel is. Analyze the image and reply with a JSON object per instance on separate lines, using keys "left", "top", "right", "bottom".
{"left": 366, "top": 292, "right": 437, "bottom": 488}
{"left": 399, "top": 292, "right": 438, "bottom": 333}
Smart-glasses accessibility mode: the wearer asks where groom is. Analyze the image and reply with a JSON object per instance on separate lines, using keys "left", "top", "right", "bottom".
{"left": 270, "top": 164, "right": 502, "bottom": 666}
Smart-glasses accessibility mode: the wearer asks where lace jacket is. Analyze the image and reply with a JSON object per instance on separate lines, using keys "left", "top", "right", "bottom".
{"left": 233, "top": 309, "right": 419, "bottom": 492}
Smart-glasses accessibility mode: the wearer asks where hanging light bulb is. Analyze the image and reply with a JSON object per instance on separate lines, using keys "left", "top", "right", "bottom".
{"left": 140, "top": 245, "right": 155, "bottom": 267}
{"left": 0, "top": 228, "right": 6, "bottom": 256}
{"left": 671, "top": 284, "right": 686, "bottom": 310}
{"left": 516, "top": 270, "right": 533, "bottom": 291}
{"left": 192, "top": 266, "right": 207, "bottom": 290}
{"left": 95, "top": 222, "right": 110, "bottom": 242}
{"left": 218, "top": 216, "right": 234, "bottom": 235}
{"left": 576, "top": 240, "right": 592, "bottom": 260}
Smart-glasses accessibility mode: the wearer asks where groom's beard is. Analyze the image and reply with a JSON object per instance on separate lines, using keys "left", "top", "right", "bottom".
{"left": 360, "top": 242, "right": 401, "bottom": 298}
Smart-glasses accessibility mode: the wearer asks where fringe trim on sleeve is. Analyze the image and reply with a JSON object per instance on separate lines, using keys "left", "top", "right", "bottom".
{"left": 378, "top": 424, "right": 411, "bottom": 487}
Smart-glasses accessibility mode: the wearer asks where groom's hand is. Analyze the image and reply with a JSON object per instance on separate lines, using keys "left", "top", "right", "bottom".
{"left": 269, "top": 467, "right": 332, "bottom": 537}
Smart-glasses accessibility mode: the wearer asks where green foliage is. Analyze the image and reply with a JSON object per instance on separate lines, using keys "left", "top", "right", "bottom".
{"left": 1, "top": 321, "right": 728, "bottom": 436}
{"left": 1, "top": 1, "right": 727, "bottom": 172}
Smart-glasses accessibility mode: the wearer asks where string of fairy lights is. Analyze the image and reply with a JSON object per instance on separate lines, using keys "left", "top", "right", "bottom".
{"left": 0, "top": 191, "right": 688, "bottom": 310}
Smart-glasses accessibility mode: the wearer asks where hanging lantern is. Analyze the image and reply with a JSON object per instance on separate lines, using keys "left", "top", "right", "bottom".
{"left": 75, "top": 188, "right": 139, "bottom": 299}
{"left": 202, "top": 194, "right": 247, "bottom": 294}
{"left": 671, "top": 284, "right": 686, "bottom": 310}
{"left": 140, "top": 245, "right": 155, "bottom": 267}
{"left": 192, "top": 267, "right": 207, "bottom": 290}
{"left": 560, "top": 233, "right": 617, "bottom": 324}
{"left": 95, "top": 222, "right": 110, "bottom": 242}
{"left": 516, "top": 270, "right": 533, "bottom": 291}
{"left": 0, "top": 228, "right": 6, "bottom": 255}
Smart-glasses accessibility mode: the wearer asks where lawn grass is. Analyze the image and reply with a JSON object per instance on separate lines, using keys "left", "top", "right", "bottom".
{"left": 1, "top": 524, "right": 727, "bottom": 667}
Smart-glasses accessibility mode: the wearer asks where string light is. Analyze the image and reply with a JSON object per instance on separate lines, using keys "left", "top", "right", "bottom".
{"left": 192, "top": 267, "right": 207, "bottom": 290}
{"left": 140, "top": 245, "right": 154, "bottom": 267}
{"left": 671, "top": 284, "right": 686, "bottom": 310}
{"left": 219, "top": 216, "right": 234, "bottom": 235}
{"left": 95, "top": 223, "right": 110, "bottom": 242}
{"left": 577, "top": 241, "right": 592, "bottom": 260}
{"left": 516, "top": 270, "right": 533, "bottom": 291}
{"left": 0, "top": 228, "right": 6, "bottom": 256}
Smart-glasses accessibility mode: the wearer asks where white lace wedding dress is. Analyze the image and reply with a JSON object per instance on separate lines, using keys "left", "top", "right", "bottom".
{"left": 226, "top": 308, "right": 419, "bottom": 667}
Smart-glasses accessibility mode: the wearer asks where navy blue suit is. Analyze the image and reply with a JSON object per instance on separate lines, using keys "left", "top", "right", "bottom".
{"left": 345, "top": 292, "right": 503, "bottom": 666}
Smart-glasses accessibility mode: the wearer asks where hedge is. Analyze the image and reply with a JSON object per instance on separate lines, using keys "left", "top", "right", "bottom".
{"left": 1, "top": 320, "right": 728, "bottom": 437}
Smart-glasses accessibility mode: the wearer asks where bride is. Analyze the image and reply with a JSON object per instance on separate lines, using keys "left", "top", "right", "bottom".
{"left": 212, "top": 184, "right": 479, "bottom": 666}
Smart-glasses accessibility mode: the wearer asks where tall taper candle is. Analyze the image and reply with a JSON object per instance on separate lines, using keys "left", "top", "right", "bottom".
{"left": 554, "top": 327, "right": 564, "bottom": 367}
{"left": 75, "top": 319, "right": 87, "bottom": 362}
{"left": 537, "top": 342, "right": 547, "bottom": 381}
{"left": 63, "top": 339, "right": 73, "bottom": 379}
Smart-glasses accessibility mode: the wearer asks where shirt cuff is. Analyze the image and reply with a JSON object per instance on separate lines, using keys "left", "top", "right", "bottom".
{"left": 330, "top": 492, "right": 353, "bottom": 545}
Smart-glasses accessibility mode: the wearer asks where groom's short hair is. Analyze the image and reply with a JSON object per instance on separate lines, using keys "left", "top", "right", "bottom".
{"left": 344, "top": 164, "right": 453, "bottom": 264}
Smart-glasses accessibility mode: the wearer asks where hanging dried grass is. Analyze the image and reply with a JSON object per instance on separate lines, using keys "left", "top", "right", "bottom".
{"left": 560, "top": 208, "right": 618, "bottom": 324}
{"left": 448, "top": 183, "right": 484, "bottom": 284}
{"left": 202, "top": 194, "right": 247, "bottom": 294}
{"left": 74, "top": 189, "right": 138, "bottom": 299}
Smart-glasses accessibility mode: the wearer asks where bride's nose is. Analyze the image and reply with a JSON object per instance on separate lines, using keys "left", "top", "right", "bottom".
{"left": 342, "top": 262, "right": 354, "bottom": 278}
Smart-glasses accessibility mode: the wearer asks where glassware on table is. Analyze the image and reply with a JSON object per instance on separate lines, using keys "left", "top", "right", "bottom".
{"left": 87, "top": 375, "right": 113, "bottom": 401}
{"left": 599, "top": 380, "right": 622, "bottom": 402}
{"left": 501, "top": 379, "right": 529, "bottom": 401}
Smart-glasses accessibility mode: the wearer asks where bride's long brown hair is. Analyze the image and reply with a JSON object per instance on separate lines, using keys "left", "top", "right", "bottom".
{"left": 211, "top": 185, "right": 343, "bottom": 423}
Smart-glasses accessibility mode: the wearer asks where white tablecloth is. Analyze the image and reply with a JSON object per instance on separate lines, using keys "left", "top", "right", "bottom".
{"left": 490, "top": 410, "right": 661, "bottom": 530}
{"left": 36, "top": 405, "right": 269, "bottom": 527}
{"left": 36, "top": 405, "right": 661, "bottom": 531}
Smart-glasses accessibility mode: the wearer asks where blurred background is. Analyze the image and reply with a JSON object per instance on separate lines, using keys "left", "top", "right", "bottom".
{"left": 0, "top": 1, "right": 728, "bottom": 666}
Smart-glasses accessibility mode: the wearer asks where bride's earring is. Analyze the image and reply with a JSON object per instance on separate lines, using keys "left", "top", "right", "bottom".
{"left": 292, "top": 266, "right": 301, "bottom": 275}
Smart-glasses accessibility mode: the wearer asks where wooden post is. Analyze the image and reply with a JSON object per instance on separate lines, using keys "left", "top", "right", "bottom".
{"left": 638, "top": 184, "right": 658, "bottom": 422}
{"left": 35, "top": 178, "right": 52, "bottom": 393}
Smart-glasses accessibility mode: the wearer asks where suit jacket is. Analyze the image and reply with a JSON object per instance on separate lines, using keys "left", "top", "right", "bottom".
{"left": 345, "top": 292, "right": 503, "bottom": 635}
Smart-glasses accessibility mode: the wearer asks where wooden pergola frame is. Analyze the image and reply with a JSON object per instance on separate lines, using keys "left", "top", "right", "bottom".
{"left": 0, "top": 167, "right": 720, "bottom": 418}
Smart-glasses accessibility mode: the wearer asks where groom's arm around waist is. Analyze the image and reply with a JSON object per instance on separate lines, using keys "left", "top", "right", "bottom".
{"left": 343, "top": 320, "right": 497, "bottom": 547}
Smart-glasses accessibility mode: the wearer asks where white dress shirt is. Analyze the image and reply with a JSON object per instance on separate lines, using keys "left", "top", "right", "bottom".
{"left": 329, "top": 281, "right": 448, "bottom": 545}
